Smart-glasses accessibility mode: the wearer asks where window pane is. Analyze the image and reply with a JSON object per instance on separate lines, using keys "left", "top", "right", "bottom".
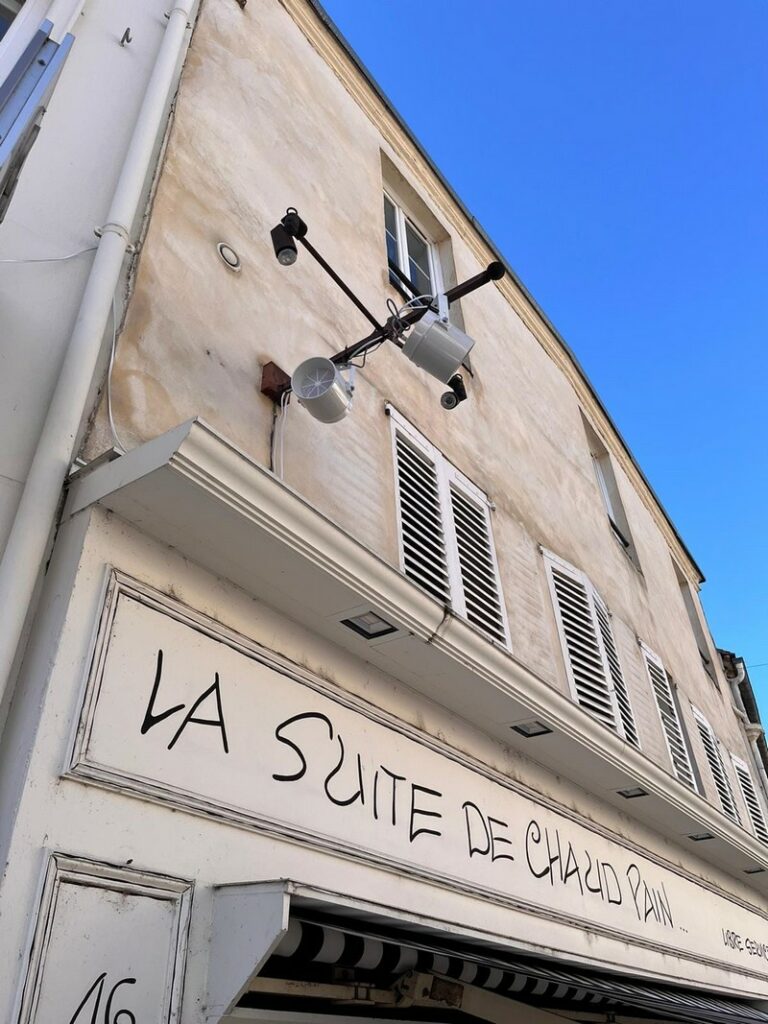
{"left": 405, "top": 219, "right": 432, "bottom": 295}
{"left": 384, "top": 195, "right": 402, "bottom": 282}
{"left": 386, "top": 229, "right": 399, "bottom": 267}
{"left": 408, "top": 257, "right": 432, "bottom": 297}
{"left": 383, "top": 195, "right": 397, "bottom": 238}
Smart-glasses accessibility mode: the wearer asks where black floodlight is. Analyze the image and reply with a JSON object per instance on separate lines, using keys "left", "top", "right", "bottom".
{"left": 271, "top": 223, "right": 297, "bottom": 266}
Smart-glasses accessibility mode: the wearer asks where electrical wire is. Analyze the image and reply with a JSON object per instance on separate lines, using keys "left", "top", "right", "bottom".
{"left": 383, "top": 293, "right": 434, "bottom": 343}
{"left": 0, "top": 245, "right": 98, "bottom": 264}
{"left": 3, "top": 244, "right": 127, "bottom": 453}
{"left": 278, "top": 390, "right": 290, "bottom": 479}
{"left": 397, "top": 294, "right": 433, "bottom": 315}
{"left": 106, "top": 294, "right": 128, "bottom": 455}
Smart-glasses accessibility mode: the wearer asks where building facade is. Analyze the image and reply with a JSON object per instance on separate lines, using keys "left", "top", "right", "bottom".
{"left": 1, "top": 2, "right": 768, "bottom": 1023}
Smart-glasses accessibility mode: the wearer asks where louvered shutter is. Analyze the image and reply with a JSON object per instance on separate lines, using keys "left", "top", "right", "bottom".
{"left": 449, "top": 483, "right": 508, "bottom": 645}
{"left": 393, "top": 431, "right": 450, "bottom": 603}
{"left": 642, "top": 646, "right": 697, "bottom": 791}
{"left": 692, "top": 709, "right": 740, "bottom": 823}
{"left": 546, "top": 557, "right": 625, "bottom": 736}
{"left": 391, "top": 411, "right": 509, "bottom": 647}
{"left": 593, "top": 592, "right": 639, "bottom": 747}
{"left": 732, "top": 755, "right": 768, "bottom": 843}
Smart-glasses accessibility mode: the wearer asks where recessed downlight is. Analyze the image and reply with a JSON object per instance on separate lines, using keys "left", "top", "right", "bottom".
{"left": 511, "top": 720, "right": 552, "bottom": 738}
{"left": 217, "top": 241, "right": 242, "bottom": 272}
{"left": 617, "top": 787, "right": 648, "bottom": 800}
{"left": 341, "top": 611, "right": 397, "bottom": 640}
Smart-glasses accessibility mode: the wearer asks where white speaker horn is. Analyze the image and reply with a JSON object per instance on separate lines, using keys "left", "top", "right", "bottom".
{"left": 291, "top": 356, "right": 353, "bottom": 423}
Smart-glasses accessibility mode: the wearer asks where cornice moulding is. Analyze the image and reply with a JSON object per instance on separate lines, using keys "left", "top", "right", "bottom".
{"left": 66, "top": 419, "right": 768, "bottom": 887}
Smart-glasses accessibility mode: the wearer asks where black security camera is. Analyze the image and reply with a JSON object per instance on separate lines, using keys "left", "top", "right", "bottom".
{"left": 440, "top": 373, "right": 467, "bottom": 410}
{"left": 271, "top": 208, "right": 309, "bottom": 266}
{"left": 271, "top": 223, "right": 297, "bottom": 266}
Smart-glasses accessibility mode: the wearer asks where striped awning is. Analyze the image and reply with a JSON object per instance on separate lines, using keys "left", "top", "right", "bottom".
{"left": 267, "top": 917, "right": 768, "bottom": 1024}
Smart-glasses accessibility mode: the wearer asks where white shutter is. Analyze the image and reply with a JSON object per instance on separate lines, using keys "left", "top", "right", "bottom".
{"left": 545, "top": 554, "right": 635, "bottom": 740}
{"left": 393, "top": 430, "right": 450, "bottom": 603}
{"left": 732, "top": 754, "right": 768, "bottom": 843}
{"left": 642, "top": 644, "right": 697, "bottom": 791}
{"left": 692, "top": 707, "right": 740, "bottom": 823}
{"left": 449, "top": 481, "right": 508, "bottom": 645}
{"left": 593, "top": 592, "right": 639, "bottom": 747}
{"left": 390, "top": 410, "right": 509, "bottom": 648}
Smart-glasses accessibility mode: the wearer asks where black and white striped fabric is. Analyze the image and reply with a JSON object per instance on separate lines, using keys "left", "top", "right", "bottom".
{"left": 268, "top": 918, "right": 768, "bottom": 1024}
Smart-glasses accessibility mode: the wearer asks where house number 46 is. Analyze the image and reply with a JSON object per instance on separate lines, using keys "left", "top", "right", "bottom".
{"left": 67, "top": 973, "right": 137, "bottom": 1024}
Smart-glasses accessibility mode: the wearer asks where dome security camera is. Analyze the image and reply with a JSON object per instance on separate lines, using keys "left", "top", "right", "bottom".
{"left": 440, "top": 373, "right": 467, "bottom": 411}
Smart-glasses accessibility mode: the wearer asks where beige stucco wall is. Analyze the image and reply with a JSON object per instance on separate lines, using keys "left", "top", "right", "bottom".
{"left": 83, "top": 0, "right": 753, "bottom": 814}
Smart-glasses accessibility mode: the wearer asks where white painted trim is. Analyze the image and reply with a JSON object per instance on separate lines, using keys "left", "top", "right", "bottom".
{"left": 14, "top": 852, "right": 192, "bottom": 1024}
{"left": 0, "top": 0, "right": 49, "bottom": 71}
{"left": 731, "top": 752, "right": 768, "bottom": 842}
{"left": 387, "top": 405, "right": 509, "bottom": 645}
{"left": 692, "top": 704, "right": 741, "bottom": 823}
{"left": 640, "top": 641, "right": 698, "bottom": 793}
{"left": 541, "top": 550, "right": 629, "bottom": 742}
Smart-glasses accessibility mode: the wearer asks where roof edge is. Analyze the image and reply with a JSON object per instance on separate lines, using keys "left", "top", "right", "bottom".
{"left": 304, "top": 0, "right": 705, "bottom": 583}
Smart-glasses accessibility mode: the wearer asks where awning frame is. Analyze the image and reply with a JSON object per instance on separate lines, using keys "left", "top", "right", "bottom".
{"left": 206, "top": 880, "right": 768, "bottom": 1024}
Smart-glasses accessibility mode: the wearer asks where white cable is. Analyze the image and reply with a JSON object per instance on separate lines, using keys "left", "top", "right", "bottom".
{"left": 271, "top": 392, "right": 285, "bottom": 478}
{"left": 0, "top": 245, "right": 98, "bottom": 264}
{"left": 397, "top": 294, "right": 433, "bottom": 318}
{"left": 279, "top": 391, "right": 290, "bottom": 479}
{"left": 106, "top": 294, "right": 128, "bottom": 455}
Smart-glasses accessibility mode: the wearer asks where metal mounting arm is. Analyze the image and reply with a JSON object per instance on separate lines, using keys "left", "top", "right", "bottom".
{"left": 279, "top": 208, "right": 384, "bottom": 333}
{"left": 330, "top": 260, "right": 506, "bottom": 367}
{"left": 270, "top": 207, "right": 506, "bottom": 394}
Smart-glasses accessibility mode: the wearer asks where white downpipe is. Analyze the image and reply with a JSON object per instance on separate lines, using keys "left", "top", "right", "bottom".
{"left": 730, "top": 659, "right": 768, "bottom": 808}
{"left": 0, "top": 1, "right": 195, "bottom": 717}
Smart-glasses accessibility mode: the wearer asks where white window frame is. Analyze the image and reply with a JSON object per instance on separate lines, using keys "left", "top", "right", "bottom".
{"left": 731, "top": 752, "right": 768, "bottom": 843}
{"left": 543, "top": 549, "right": 639, "bottom": 745}
{"left": 0, "top": 0, "right": 54, "bottom": 70}
{"left": 592, "top": 453, "right": 617, "bottom": 522}
{"left": 388, "top": 406, "right": 510, "bottom": 648}
{"left": 691, "top": 704, "right": 740, "bottom": 823}
{"left": 383, "top": 188, "right": 444, "bottom": 300}
{"left": 640, "top": 641, "right": 699, "bottom": 792}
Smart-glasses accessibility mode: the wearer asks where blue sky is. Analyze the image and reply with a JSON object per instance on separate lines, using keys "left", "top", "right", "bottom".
{"left": 321, "top": 0, "right": 768, "bottom": 699}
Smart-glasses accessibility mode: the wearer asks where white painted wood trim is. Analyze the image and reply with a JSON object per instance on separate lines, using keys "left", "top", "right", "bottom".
{"left": 14, "top": 853, "right": 192, "bottom": 1024}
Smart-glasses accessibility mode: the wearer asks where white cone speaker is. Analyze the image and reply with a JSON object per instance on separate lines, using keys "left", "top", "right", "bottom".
{"left": 402, "top": 310, "right": 475, "bottom": 383}
{"left": 291, "top": 356, "right": 353, "bottom": 423}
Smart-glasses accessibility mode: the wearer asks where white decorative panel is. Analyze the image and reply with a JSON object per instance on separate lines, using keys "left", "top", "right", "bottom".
{"left": 69, "top": 572, "right": 768, "bottom": 985}
{"left": 16, "top": 855, "right": 191, "bottom": 1024}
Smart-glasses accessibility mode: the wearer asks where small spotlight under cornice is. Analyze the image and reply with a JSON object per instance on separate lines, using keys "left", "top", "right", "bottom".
{"left": 511, "top": 720, "right": 552, "bottom": 738}
{"left": 617, "top": 787, "right": 648, "bottom": 800}
{"left": 341, "top": 611, "right": 398, "bottom": 641}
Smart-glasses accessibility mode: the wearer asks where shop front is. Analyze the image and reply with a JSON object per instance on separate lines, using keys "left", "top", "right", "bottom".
{"left": 7, "top": 428, "right": 768, "bottom": 1024}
